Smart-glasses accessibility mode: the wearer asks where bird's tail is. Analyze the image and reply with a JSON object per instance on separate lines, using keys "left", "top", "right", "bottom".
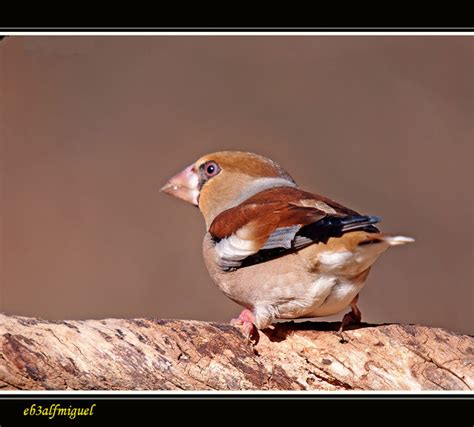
{"left": 356, "top": 233, "right": 415, "bottom": 247}
{"left": 379, "top": 235, "right": 415, "bottom": 245}
{"left": 330, "top": 216, "right": 415, "bottom": 247}
{"left": 336, "top": 216, "right": 415, "bottom": 246}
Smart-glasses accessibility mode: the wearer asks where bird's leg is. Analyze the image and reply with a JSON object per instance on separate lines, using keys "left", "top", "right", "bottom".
{"left": 339, "top": 294, "right": 362, "bottom": 336}
{"left": 231, "top": 309, "right": 256, "bottom": 340}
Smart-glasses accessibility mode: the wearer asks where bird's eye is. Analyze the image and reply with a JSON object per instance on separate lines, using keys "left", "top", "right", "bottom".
{"left": 204, "top": 161, "right": 220, "bottom": 177}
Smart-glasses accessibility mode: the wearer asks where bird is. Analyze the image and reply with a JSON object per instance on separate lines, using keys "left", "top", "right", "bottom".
{"left": 161, "top": 151, "right": 414, "bottom": 338}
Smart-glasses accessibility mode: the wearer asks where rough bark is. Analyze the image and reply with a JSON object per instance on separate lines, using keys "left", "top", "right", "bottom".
{"left": 0, "top": 313, "right": 472, "bottom": 390}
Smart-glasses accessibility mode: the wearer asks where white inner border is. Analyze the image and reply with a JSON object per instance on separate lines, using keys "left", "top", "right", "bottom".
{"left": 1, "top": 390, "right": 473, "bottom": 395}
{"left": 1, "top": 31, "right": 474, "bottom": 36}
{"left": 0, "top": 30, "right": 471, "bottom": 395}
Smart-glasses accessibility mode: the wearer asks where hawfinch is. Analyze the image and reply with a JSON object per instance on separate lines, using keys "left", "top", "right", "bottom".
{"left": 161, "top": 151, "right": 413, "bottom": 337}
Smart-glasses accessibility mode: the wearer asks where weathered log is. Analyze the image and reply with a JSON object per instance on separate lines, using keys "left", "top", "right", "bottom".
{"left": 0, "top": 313, "right": 472, "bottom": 390}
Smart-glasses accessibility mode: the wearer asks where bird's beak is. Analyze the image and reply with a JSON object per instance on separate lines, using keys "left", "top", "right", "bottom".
{"left": 160, "top": 164, "right": 200, "bottom": 206}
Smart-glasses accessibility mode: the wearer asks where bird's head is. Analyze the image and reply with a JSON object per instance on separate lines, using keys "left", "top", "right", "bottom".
{"left": 160, "top": 151, "right": 297, "bottom": 228}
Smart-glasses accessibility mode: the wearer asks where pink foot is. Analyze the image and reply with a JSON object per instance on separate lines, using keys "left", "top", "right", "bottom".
{"left": 231, "top": 309, "right": 256, "bottom": 340}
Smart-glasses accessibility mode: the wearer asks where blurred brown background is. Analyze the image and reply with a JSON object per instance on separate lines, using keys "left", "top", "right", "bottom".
{"left": 0, "top": 36, "right": 472, "bottom": 334}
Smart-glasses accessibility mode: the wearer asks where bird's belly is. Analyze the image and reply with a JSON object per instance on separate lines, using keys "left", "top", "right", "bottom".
{"left": 277, "top": 276, "right": 366, "bottom": 319}
{"left": 203, "top": 233, "right": 370, "bottom": 320}
{"left": 211, "top": 263, "right": 369, "bottom": 319}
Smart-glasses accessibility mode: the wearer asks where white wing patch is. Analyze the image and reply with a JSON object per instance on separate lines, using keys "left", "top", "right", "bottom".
{"left": 215, "top": 235, "right": 258, "bottom": 268}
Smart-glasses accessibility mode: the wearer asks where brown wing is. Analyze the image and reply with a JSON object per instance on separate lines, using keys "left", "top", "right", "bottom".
{"left": 208, "top": 187, "right": 379, "bottom": 270}
{"left": 209, "top": 187, "right": 356, "bottom": 240}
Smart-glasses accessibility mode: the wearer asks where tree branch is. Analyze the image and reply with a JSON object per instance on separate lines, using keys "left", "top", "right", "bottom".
{"left": 0, "top": 314, "right": 472, "bottom": 390}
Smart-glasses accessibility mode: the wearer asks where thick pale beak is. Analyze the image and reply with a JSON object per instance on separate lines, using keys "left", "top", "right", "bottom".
{"left": 160, "top": 164, "right": 200, "bottom": 206}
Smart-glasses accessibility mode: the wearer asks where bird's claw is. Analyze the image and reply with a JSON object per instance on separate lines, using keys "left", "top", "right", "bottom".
{"left": 231, "top": 309, "right": 258, "bottom": 343}
{"left": 338, "top": 307, "right": 362, "bottom": 342}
